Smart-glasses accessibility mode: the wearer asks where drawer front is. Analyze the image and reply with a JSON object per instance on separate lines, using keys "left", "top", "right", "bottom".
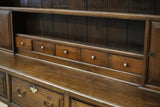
{"left": 0, "top": 72, "right": 7, "bottom": 98}
{"left": 12, "top": 78, "right": 63, "bottom": 107}
{"left": 33, "top": 40, "right": 54, "bottom": 55}
{"left": 16, "top": 37, "right": 32, "bottom": 50}
{"left": 71, "top": 99, "right": 94, "bottom": 107}
{"left": 81, "top": 49, "right": 108, "bottom": 67}
{"left": 110, "top": 55, "right": 143, "bottom": 74}
{"left": 56, "top": 45, "right": 79, "bottom": 60}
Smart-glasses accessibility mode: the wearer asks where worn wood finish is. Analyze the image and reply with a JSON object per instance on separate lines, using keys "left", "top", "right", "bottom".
{"left": 56, "top": 45, "right": 79, "bottom": 60}
{"left": 0, "top": 10, "right": 12, "bottom": 50}
{"left": 110, "top": 55, "right": 143, "bottom": 75}
{"left": 16, "top": 37, "right": 32, "bottom": 50}
{"left": 0, "top": 72, "right": 7, "bottom": 98}
{"left": 148, "top": 22, "right": 160, "bottom": 87}
{"left": 12, "top": 77, "right": 64, "bottom": 107}
{"left": 17, "top": 48, "right": 141, "bottom": 84}
{"left": 0, "top": 51, "right": 160, "bottom": 106}
{"left": 81, "top": 49, "right": 108, "bottom": 67}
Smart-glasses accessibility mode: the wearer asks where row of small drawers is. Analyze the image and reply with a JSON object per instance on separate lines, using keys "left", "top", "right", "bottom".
{"left": 16, "top": 37, "right": 143, "bottom": 75}
{"left": 12, "top": 78, "right": 95, "bottom": 107}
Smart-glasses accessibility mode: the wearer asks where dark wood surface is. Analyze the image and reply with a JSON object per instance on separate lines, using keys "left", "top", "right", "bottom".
{"left": 148, "top": 22, "right": 160, "bottom": 87}
{"left": 1, "top": 0, "right": 160, "bottom": 15}
{"left": 0, "top": 51, "right": 160, "bottom": 107}
{"left": 0, "top": 10, "right": 12, "bottom": 50}
{"left": 0, "top": 71, "right": 7, "bottom": 98}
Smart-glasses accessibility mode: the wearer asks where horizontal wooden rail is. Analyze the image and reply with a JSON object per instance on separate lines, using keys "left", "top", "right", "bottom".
{"left": 0, "top": 7, "right": 160, "bottom": 21}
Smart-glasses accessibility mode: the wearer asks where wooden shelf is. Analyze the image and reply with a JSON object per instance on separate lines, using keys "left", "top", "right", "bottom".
{"left": 0, "top": 6, "right": 160, "bottom": 21}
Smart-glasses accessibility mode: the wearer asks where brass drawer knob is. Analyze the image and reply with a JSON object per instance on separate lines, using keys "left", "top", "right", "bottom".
{"left": 16, "top": 87, "right": 26, "bottom": 97}
{"left": 123, "top": 63, "right": 128, "bottom": 67}
{"left": 20, "top": 42, "right": 24, "bottom": 45}
{"left": 30, "top": 86, "right": 38, "bottom": 94}
{"left": 64, "top": 50, "right": 68, "bottom": 54}
{"left": 40, "top": 46, "right": 45, "bottom": 49}
{"left": 41, "top": 99, "right": 53, "bottom": 107}
{"left": 91, "top": 56, "right": 96, "bottom": 59}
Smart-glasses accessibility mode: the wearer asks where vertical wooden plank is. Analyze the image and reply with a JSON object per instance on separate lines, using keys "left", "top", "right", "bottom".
{"left": 68, "top": 16, "right": 87, "bottom": 42}
{"left": 52, "top": 0, "right": 68, "bottom": 9}
{"left": 127, "top": 20, "right": 145, "bottom": 52}
{"left": 52, "top": 14, "right": 68, "bottom": 38}
{"left": 42, "top": 14, "right": 53, "bottom": 36}
{"left": 68, "top": 0, "right": 86, "bottom": 10}
{"left": 147, "top": 22, "right": 160, "bottom": 87}
{"left": 25, "top": 13, "right": 42, "bottom": 35}
{"left": 20, "top": 0, "right": 28, "bottom": 7}
{"left": 141, "top": 20, "right": 151, "bottom": 86}
{"left": 107, "top": 19, "right": 127, "bottom": 49}
{"left": 108, "top": 0, "right": 128, "bottom": 12}
{"left": 129, "top": 0, "right": 155, "bottom": 14}
{"left": 6, "top": 73, "right": 11, "bottom": 102}
{"left": 28, "top": 0, "right": 41, "bottom": 7}
{"left": 87, "top": 0, "right": 108, "bottom": 11}
{"left": 156, "top": 0, "right": 160, "bottom": 15}
{"left": 41, "top": 0, "right": 52, "bottom": 8}
{"left": 88, "top": 17, "right": 107, "bottom": 46}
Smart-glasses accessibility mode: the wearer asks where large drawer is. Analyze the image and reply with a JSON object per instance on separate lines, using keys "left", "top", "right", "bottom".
{"left": 109, "top": 55, "right": 143, "bottom": 74}
{"left": 12, "top": 78, "right": 63, "bottom": 107}
{"left": 81, "top": 49, "right": 108, "bottom": 67}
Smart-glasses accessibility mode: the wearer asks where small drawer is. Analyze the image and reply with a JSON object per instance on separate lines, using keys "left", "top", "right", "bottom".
{"left": 12, "top": 78, "right": 63, "bottom": 107}
{"left": 109, "top": 55, "right": 143, "bottom": 74}
{"left": 16, "top": 37, "right": 32, "bottom": 50}
{"left": 81, "top": 49, "right": 108, "bottom": 67}
{"left": 56, "top": 45, "right": 79, "bottom": 60}
{"left": 33, "top": 40, "right": 54, "bottom": 55}
{"left": 71, "top": 99, "right": 94, "bottom": 107}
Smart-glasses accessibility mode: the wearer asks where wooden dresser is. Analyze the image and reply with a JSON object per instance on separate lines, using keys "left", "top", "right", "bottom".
{"left": 0, "top": 0, "right": 160, "bottom": 107}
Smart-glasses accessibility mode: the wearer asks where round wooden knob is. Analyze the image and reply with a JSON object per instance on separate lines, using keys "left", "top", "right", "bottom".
{"left": 91, "top": 56, "right": 96, "bottom": 59}
{"left": 123, "top": 63, "right": 128, "bottom": 67}
{"left": 20, "top": 42, "right": 24, "bottom": 45}
{"left": 64, "top": 50, "right": 68, "bottom": 54}
{"left": 40, "top": 46, "right": 45, "bottom": 49}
